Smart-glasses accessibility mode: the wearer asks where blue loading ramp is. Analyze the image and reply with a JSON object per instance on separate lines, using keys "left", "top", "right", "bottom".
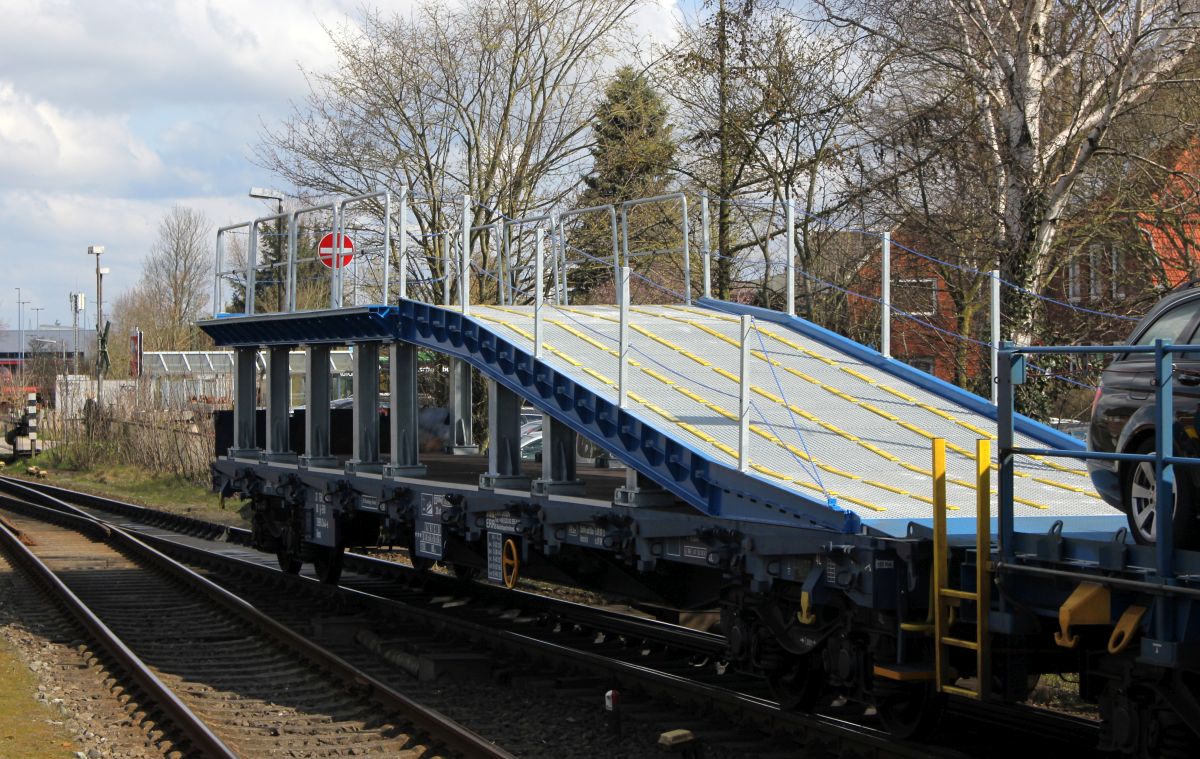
{"left": 201, "top": 297, "right": 1123, "bottom": 538}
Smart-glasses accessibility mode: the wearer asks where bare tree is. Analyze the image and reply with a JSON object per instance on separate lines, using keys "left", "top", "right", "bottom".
{"left": 820, "top": 0, "right": 1200, "bottom": 336}
{"left": 258, "top": 0, "right": 641, "bottom": 303}
{"left": 112, "top": 205, "right": 212, "bottom": 359}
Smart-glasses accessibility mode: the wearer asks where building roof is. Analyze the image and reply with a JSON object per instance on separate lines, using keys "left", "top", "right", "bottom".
{"left": 0, "top": 327, "right": 96, "bottom": 355}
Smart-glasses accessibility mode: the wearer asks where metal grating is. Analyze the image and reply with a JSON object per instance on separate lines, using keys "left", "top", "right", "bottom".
{"left": 469, "top": 303, "right": 1119, "bottom": 534}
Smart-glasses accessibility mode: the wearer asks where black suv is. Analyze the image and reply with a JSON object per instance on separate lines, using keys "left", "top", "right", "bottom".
{"left": 1088, "top": 286, "right": 1200, "bottom": 547}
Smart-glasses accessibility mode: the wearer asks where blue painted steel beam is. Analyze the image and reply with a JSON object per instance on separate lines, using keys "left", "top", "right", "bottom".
{"left": 198, "top": 306, "right": 400, "bottom": 346}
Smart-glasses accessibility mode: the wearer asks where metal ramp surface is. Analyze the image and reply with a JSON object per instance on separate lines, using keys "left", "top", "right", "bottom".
{"left": 466, "top": 300, "right": 1122, "bottom": 537}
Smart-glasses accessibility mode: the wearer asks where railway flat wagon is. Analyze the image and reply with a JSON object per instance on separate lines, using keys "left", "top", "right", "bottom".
{"left": 204, "top": 189, "right": 1200, "bottom": 757}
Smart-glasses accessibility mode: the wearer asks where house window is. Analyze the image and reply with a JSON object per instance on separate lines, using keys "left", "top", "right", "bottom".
{"left": 1068, "top": 259, "right": 1082, "bottom": 303}
{"left": 1111, "top": 248, "right": 1124, "bottom": 299}
{"left": 1089, "top": 248, "right": 1100, "bottom": 301}
{"left": 908, "top": 357, "right": 935, "bottom": 374}
{"left": 894, "top": 278, "right": 938, "bottom": 317}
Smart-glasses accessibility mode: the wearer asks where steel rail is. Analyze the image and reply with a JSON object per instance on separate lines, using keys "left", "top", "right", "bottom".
{"left": 0, "top": 482, "right": 515, "bottom": 759}
{"left": 0, "top": 506, "right": 238, "bottom": 758}
{"left": 0, "top": 476, "right": 1102, "bottom": 756}
{"left": 0, "top": 475, "right": 728, "bottom": 656}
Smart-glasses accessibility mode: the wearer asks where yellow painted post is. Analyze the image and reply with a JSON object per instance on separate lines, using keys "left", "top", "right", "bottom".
{"left": 976, "top": 438, "right": 992, "bottom": 699}
{"left": 932, "top": 438, "right": 947, "bottom": 692}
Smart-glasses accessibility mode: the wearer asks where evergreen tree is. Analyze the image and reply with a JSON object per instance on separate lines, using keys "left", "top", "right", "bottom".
{"left": 569, "top": 67, "right": 675, "bottom": 299}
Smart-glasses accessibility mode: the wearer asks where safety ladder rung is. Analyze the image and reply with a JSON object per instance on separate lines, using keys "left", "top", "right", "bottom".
{"left": 941, "top": 636, "right": 979, "bottom": 651}
{"left": 939, "top": 588, "right": 978, "bottom": 601}
{"left": 941, "top": 684, "right": 981, "bottom": 699}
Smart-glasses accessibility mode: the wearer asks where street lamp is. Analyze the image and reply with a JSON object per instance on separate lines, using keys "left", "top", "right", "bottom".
{"left": 14, "top": 287, "right": 29, "bottom": 390}
{"left": 88, "top": 245, "right": 105, "bottom": 408}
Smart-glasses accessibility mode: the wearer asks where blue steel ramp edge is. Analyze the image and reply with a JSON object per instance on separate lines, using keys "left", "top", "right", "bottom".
{"left": 698, "top": 297, "right": 1083, "bottom": 451}
{"left": 198, "top": 306, "right": 401, "bottom": 346}
{"left": 399, "top": 300, "right": 860, "bottom": 533}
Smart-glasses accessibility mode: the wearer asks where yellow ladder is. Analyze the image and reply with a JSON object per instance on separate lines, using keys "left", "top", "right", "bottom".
{"left": 932, "top": 438, "right": 991, "bottom": 699}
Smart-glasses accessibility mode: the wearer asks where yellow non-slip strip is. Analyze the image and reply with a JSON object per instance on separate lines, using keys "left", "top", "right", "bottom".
{"left": 687, "top": 320, "right": 742, "bottom": 347}
{"left": 858, "top": 441, "right": 900, "bottom": 462}
{"left": 864, "top": 479, "right": 909, "bottom": 495}
{"left": 916, "top": 402, "right": 955, "bottom": 420}
{"left": 897, "top": 421, "right": 936, "bottom": 440}
{"left": 877, "top": 384, "right": 917, "bottom": 402}
{"left": 713, "top": 366, "right": 739, "bottom": 382}
{"left": 641, "top": 367, "right": 675, "bottom": 385}
{"left": 582, "top": 367, "right": 614, "bottom": 385}
{"left": 548, "top": 319, "right": 612, "bottom": 352}
{"left": 678, "top": 422, "right": 716, "bottom": 443}
{"left": 550, "top": 348, "right": 582, "bottom": 366}
{"left": 818, "top": 463, "right": 860, "bottom": 479}
{"left": 559, "top": 305, "right": 619, "bottom": 323}
{"left": 752, "top": 386, "right": 783, "bottom": 404}
{"left": 674, "top": 386, "right": 708, "bottom": 404}
{"left": 784, "top": 367, "right": 819, "bottom": 385}
{"left": 713, "top": 441, "right": 738, "bottom": 458}
{"left": 908, "top": 493, "right": 961, "bottom": 511}
{"left": 664, "top": 304, "right": 739, "bottom": 322}
{"left": 1033, "top": 477, "right": 1098, "bottom": 496}
{"left": 840, "top": 367, "right": 878, "bottom": 384}
{"left": 859, "top": 402, "right": 900, "bottom": 421}
{"left": 751, "top": 350, "right": 783, "bottom": 367}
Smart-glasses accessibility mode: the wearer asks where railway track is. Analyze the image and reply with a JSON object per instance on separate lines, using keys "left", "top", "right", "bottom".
{"left": 0, "top": 483, "right": 512, "bottom": 759}
{"left": 0, "top": 475, "right": 1103, "bottom": 757}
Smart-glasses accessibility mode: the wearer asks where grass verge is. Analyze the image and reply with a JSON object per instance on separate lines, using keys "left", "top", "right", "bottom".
{"left": 4, "top": 454, "right": 246, "bottom": 528}
{"left": 0, "top": 637, "right": 78, "bottom": 758}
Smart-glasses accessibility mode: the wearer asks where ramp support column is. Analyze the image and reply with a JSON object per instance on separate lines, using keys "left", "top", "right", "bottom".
{"left": 386, "top": 341, "right": 426, "bottom": 476}
{"left": 533, "top": 414, "right": 584, "bottom": 496}
{"left": 262, "top": 345, "right": 296, "bottom": 462}
{"left": 301, "top": 344, "right": 337, "bottom": 469}
{"left": 480, "top": 380, "right": 530, "bottom": 490}
{"left": 347, "top": 342, "right": 382, "bottom": 473}
{"left": 230, "top": 346, "right": 260, "bottom": 458}
{"left": 614, "top": 468, "right": 672, "bottom": 507}
{"left": 446, "top": 359, "right": 479, "bottom": 454}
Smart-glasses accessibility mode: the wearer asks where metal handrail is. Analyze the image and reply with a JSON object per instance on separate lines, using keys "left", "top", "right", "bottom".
{"left": 620, "top": 193, "right": 690, "bottom": 305}
{"left": 997, "top": 338, "right": 1186, "bottom": 647}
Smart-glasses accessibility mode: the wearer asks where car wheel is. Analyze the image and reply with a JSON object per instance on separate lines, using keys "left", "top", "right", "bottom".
{"left": 1122, "top": 438, "right": 1198, "bottom": 548}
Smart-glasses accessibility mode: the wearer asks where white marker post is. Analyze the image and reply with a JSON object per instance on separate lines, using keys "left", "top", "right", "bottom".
{"left": 534, "top": 228, "right": 545, "bottom": 360}
{"left": 786, "top": 187, "right": 796, "bottom": 317}
{"left": 461, "top": 195, "right": 471, "bottom": 315}
{"left": 739, "top": 315, "right": 751, "bottom": 473}
{"left": 881, "top": 231, "right": 891, "bottom": 358}
{"left": 618, "top": 266, "right": 631, "bottom": 409}
{"left": 701, "top": 191, "right": 712, "bottom": 299}
{"left": 991, "top": 269, "right": 1001, "bottom": 405}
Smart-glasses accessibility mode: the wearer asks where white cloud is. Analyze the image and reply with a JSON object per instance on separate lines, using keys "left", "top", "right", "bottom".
{"left": 0, "top": 83, "right": 164, "bottom": 191}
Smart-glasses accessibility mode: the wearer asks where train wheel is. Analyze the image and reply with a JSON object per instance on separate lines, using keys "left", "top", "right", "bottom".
{"left": 875, "top": 683, "right": 944, "bottom": 740}
{"left": 312, "top": 546, "right": 344, "bottom": 584}
{"left": 276, "top": 548, "right": 302, "bottom": 574}
{"left": 767, "top": 655, "right": 825, "bottom": 711}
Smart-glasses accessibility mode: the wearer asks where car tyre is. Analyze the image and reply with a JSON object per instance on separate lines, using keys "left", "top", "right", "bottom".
{"left": 1122, "top": 437, "right": 1199, "bottom": 548}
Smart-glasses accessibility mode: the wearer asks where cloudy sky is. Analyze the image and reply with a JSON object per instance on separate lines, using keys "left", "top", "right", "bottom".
{"left": 0, "top": 0, "right": 677, "bottom": 331}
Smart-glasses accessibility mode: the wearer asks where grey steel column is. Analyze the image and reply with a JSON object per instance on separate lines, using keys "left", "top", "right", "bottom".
{"left": 230, "top": 346, "right": 259, "bottom": 458}
{"left": 301, "top": 344, "right": 337, "bottom": 468}
{"left": 533, "top": 414, "right": 584, "bottom": 496}
{"left": 262, "top": 345, "right": 295, "bottom": 462}
{"left": 480, "top": 379, "right": 530, "bottom": 490}
{"left": 446, "top": 358, "right": 478, "bottom": 454}
{"left": 347, "top": 341, "right": 382, "bottom": 473}
{"left": 386, "top": 341, "right": 425, "bottom": 476}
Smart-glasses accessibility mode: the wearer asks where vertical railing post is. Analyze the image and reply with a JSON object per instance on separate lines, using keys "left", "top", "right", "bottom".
{"left": 997, "top": 342, "right": 1019, "bottom": 560}
{"left": 975, "top": 437, "right": 992, "bottom": 699}
{"left": 247, "top": 222, "right": 258, "bottom": 314}
{"left": 398, "top": 187, "right": 409, "bottom": 300}
{"left": 618, "top": 266, "right": 631, "bottom": 409}
{"left": 556, "top": 213, "right": 569, "bottom": 306}
{"left": 381, "top": 190, "right": 392, "bottom": 304}
{"left": 931, "top": 437, "right": 948, "bottom": 689}
{"left": 990, "top": 269, "right": 1001, "bottom": 404}
{"left": 738, "top": 315, "right": 751, "bottom": 472}
{"left": 880, "top": 230, "right": 891, "bottom": 357}
{"left": 1153, "top": 338, "right": 1177, "bottom": 643}
{"left": 680, "top": 196, "right": 691, "bottom": 305}
{"left": 214, "top": 232, "right": 224, "bottom": 316}
{"left": 534, "top": 227, "right": 544, "bottom": 360}
{"left": 608, "top": 207, "right": 620, "bottom": 299}
{"left": 442, "top": 233, "right": 452, "bottom": 307}
{"left": 461, "top": 195, "right": 471, "bottom": 315}
{"left": 286, "top": 212, "right": 298, "bottom": 311}
{"left": 786, "top": 187, "right": 796, "bottom": 317}
{"left": 329, "top": 207, "right": 342, "bottom": 309}
{"left": 701, "top": 191, "right": 712, "bottom": 299}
